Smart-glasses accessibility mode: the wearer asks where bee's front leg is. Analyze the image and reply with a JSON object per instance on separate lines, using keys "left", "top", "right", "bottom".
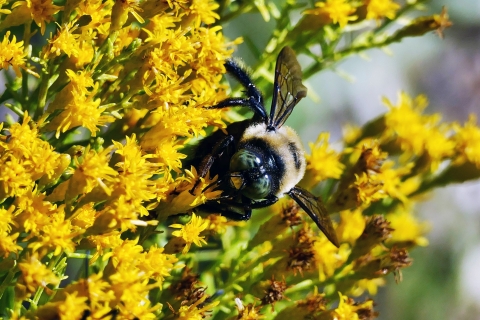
{"left": 247, "top": 195, "right": 279, "bottom": 209}
{"left": 190, "top": 134, "right": 234, "bottom": 195}
{"left": 199, "top": 200, "right": 252, "bottom": 221}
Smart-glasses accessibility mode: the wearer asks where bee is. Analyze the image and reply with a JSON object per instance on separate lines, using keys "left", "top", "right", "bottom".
{"left": 191, "top": 47, "right": 339, "bottom": 247}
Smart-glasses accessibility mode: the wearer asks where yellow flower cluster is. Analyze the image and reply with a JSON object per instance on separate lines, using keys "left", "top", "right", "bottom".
{"left": 286, "top": 91, "right": 476, "bottom": 306}
{"left": 303, "top": 0, "right": 401, "bottom": 28}
{"left": 0, "top": 0, "right": 240, "bottom": 318}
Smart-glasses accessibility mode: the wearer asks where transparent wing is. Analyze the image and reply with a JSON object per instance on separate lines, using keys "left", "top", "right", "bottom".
{"left": 288, "top": 186, "right": 339, "bottom": 247}
{"left": 268, "top": 47, "right": 308, "bottom": 130}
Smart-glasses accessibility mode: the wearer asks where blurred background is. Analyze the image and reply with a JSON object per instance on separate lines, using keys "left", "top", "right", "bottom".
{"left": 223, "top": 0, "right": 480, "bottom": 319}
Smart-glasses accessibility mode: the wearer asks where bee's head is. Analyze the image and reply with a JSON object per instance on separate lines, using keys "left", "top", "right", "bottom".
{"left": 229, "top": 148, "right": 272, "bottom": 200}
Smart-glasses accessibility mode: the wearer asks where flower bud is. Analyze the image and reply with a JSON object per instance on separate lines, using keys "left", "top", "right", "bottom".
{"left": 349, "top": 215, "right": 392, "bottom": 261}
{"left": 391, "top": 7, "right": 452, "bottom": 41}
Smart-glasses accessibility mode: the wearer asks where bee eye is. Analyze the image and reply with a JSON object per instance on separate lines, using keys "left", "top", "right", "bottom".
{"left": 243, "top": 174, "right": 271, "bottom": 200}
{"left": 230, "top": 150, "right": 272, "bottom": 200}
{"left": 230, "top": 149, "right": 261, "bottom": 172}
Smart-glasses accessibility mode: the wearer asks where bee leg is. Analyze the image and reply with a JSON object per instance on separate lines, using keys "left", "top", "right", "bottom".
{"left": 202, "top": 179, "right": 222, "bottom": 193}
{"left": 247, "top": 195, "right": 279, "bottom": 209}
{"left": 206, "top": 97, "right": 250, "bottom": 109}
{"left": 190, "top": 135, "right": 235, "bottom": 194}
{"left": 221, "top": 208, "right": 252, "bottom": 221}
{"left": 200, "top": 201, "right": 252, "bottom": 221}
{"left": 224, "top": 59, "right": 263, "bottom": 106}
{"left": 206, "top": 97, "right": 267, "bottom": 120}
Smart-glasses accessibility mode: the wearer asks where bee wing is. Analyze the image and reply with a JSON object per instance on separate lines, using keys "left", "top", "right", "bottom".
{"left": 288, "top": 186, "right": 339, "bottom": 247}
{"left": 268, "top": 47, "right": 308, "bottom": 130}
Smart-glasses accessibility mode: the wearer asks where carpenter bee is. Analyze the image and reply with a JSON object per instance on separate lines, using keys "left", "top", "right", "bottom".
{"left": 191, "top": 47, "right": 339, "bottom": 247}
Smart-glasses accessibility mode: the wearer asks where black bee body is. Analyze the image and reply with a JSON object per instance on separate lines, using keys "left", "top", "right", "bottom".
{"left": 191, "top": 47, "right": 339, "bottom": 247}
{"left": 189, "top": 119, "right": 252, "bottom": 181}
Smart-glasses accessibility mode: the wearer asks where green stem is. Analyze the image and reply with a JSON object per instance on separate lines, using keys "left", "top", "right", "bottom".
{"left": 374, "top": 1, "right": 426, "bottom": 35}
{"left": 31, "top": 253, "right": 64, "bottom": 307}
{"left": 219, "top": 251, "right": 282, "bottom": 295}
{"left": 302, "top": 36, "right": 395, "bottom": 80}
{"left": 217, "top": 2, "right": 253, "bottom": 25}
{"left": 35, "top": 61, "right": 52, "bottom": 120}
{"left": 0, "top": 261, "right": 17, "bottom": 300}
{"left": 22, "top": 21, "right": 32, "bottom": 114}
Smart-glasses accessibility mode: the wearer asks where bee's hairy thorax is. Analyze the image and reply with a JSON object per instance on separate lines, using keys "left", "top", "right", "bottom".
{"left": 239, "top": 122, "right": 306, "bottom": 197}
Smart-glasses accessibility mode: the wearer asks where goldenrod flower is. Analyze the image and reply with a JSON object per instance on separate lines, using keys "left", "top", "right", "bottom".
{"left": 0, "top": 114, "right": 63, "bottom": 198}
{"left": 59, "top": 273, "right": 115, "bottom": 318}
{"left": 354, "top": 173, "right": 385, "bottom": 205}
{"left": 86, "top": 231, "right": 124, "bottom": 263}
{"left": 305, "top": 133, "right": 345, "bottom": 185}
{"left": 150, "top": 137, "right": 186, "bottom": 173}
{"left": 70, "top": 203, "right": 96, "bottom": 231}
{"left": 35, "top": 292, "right": 89, "bottom": 320}
{"left": 206, "top": 213, "right": 246, "bottom": 235}
{"left": 108, "top": 135, "right": 159, "bottom": 219}
{"left": 0, "top": 154, "right": 34, "bottom": 199}
{"left": 330, "top": 141, "right": 387, "bottom": 210}
{"left": 347, "top": 278, "right": 385, "bottom": 296}
{"left": 18, "top": 254, "right": 60, "bottom": 295}
{"left": 375, "top": 160, "right": 418, "bottom": 203}
{"left": 9, "top": 0, "right": 63, "bottom": 35}
{"left": 173, "top": 293, "right": 220, "bottom": 319}
{"left": 46, "top": 84, "right": 115, "bottom": 138}
{"left": 109, "top": 238, "right": 143, "bottom": 269}
{"left": 114, "top": 26, "right": 141, "bottom": 55}
{"left": 365, "top": 0, "right": 400, "bottom": 21}
{"left": 331, "top": 293, "right": 377, "bottom": 319}
{"left": 0, "top": 231, "right": 22, "bottom": 258}
{"left": 102, "top": 239, "right": 165, "bottom": 317}
{"left": 235, "top": 298, "right": 266, "bottom": 319}
{"left": 336, "top": 209, "right": 366, "bottom": 244}
{"left": 44, "top": 21, "right": 80, "bottom": 58}
{"left": 28, "top": 209, "right": 80, "bottom": 256}
{"left": 433, "top": 6, "right": 453, "bottom": 38}
{"left": 0, "top": 204, "right": 21, "bottom": 258}
{"left": 386, "top": 207, "right": 429, "bottom": 247}
{"left": 0, "top": 0, "right": 10, "bottom": 14}
{"left": 452, "top": 114, "right": 480, "bottom": 167}
{"left": 66, "top": 146, "right": 118, "bottom": 200}
{"left": 189, "top": 0, "right": 220, "bottom": 27}
{"left": 143, "top": 246, "right": 181, "bottom": 285}
{"left": 14, "top": 189, "right": 52, "bottom": 235}
{"left": 47, "top": 69, "right": 95, "bottom": 112}
{"left": 109, "top": 267, "right": 162, "bottom": 318}
{"left": 313, "top": 236, "right": 349, "bottom": 282}
{"left": 392, "top": 6, "right": 452, "bottom": 40}
{"left": 304, "top": 0, "right": 357, "bottom": 28}
{"left": 170, "top": 213, "right": 209, "bottom": 254}
{"left": 156, "top": 166, "right": 222, "bottom": 218}
{"left": 349, "top": 215, "right": 392, "bottom": 261}
{"left": 76, "top": 0, "right": 112, "bottom": 36}
{"left": 343, "top": 123, "right": 362, "bottom": 145}
{"left": 111, "top": 0, "right": 144, "bottom": 32}
{"left": 382, "top": 92, "right": 455, "bottom": 171}
{"left": 0, "top": 31, "right": 29, "bottom": 77}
